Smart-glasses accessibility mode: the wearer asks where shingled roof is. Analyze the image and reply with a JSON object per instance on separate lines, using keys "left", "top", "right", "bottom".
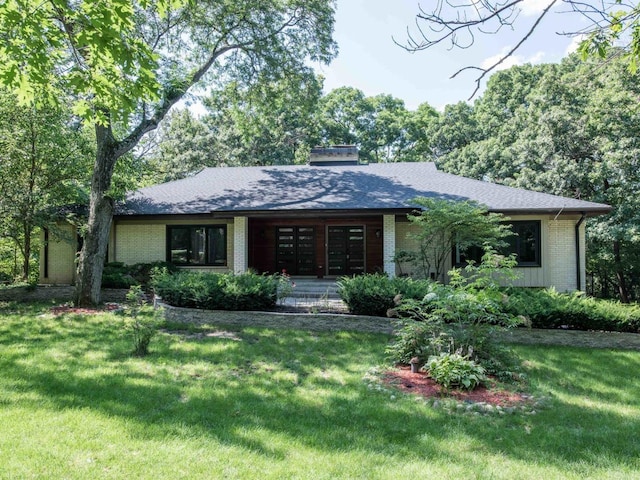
{"left": 117, "top": 162, "right": 611, "bottom": 216}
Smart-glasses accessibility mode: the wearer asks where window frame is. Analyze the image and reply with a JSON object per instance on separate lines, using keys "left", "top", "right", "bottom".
{"left": 166, "top": 225, "right": 227, "bottom": 267}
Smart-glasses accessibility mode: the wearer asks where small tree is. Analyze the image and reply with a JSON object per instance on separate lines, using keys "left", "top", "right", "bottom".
{"left": 405, "top": 197, "right": 511, "bottom": 281}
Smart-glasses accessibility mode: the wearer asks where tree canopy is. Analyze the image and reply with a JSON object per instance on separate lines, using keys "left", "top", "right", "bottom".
{"left": 0, "top": 0, "right": 337, "bottom": 305}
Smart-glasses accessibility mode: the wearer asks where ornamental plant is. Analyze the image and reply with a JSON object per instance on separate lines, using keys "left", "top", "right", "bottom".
{"left": 426, "top": 352, "right": 487, "bottom": 390}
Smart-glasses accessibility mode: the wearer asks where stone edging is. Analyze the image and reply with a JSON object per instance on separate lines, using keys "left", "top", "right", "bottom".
{"left": 158, "top": 301, "right": 394, "bottom": 334}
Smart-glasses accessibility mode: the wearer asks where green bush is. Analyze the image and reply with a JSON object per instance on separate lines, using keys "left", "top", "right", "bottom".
{"left": 151, "top": 270, "right": 279, "bottom": 311}
{"left": 123, "top": 285, "right": 160, "bottom": 356}
{"left": 504, "top": 288, "right": 640, "bottom": 333}
{"left": 337, "top": 274, "right": 433, "bottom": 316}
{"left": 426, "top": 352, "right": 487, "bottom": 390}
{"left": 102, "top": 261, "right": 178, "bottom": 289}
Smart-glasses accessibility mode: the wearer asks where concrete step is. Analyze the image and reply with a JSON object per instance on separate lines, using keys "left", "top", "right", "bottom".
{"left": 283, "top": 279, "right": 340, "bottom": 299}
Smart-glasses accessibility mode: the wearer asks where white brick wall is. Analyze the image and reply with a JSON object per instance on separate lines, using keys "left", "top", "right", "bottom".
{"left": 40, "top": 224, "right": 77, "bottom": 284}
{"left": 547, "top": 219, "right": 580, "bottom": 292}
{"left": 115, "top": 224, "right": 166, "bottom": 264}
{"left": 383, "top": 215, "right": 396, "bottom": 277}
{"left": 233, "top": 216, "right": 248, "bottom": 273}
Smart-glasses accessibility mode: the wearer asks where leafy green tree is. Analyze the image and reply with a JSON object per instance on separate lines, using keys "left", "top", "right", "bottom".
{"left": 402, "top": 198, "right": 511, "bottom": 282}
{"left": 318, "top": 87, "right": 437, "bottom": 163}
{"left": 0, "top": 0, "right": 336, "bottom": 305}
{"left": 435, "top": 54, "right": 640, "bottom": 301}
{"left": 0, "top": 90, "right": 92, "bottom": 281}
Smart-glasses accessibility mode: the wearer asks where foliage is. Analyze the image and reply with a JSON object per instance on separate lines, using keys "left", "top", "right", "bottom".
{"left": 404, "top": 198, "right": 511, "bottom": 281}
{"left": 433, "top": 54, "right": 640, "bottom": 302}
{"left": 387, "top": 252, "right": 523, "bottom": 381}
{"left": 123, "top": 285, "right": 160, "bottom": 356}
{"left": 337, "top": 274, "right": 433, "bottom": 317}
{"left": 152, "top": 270, "right": 279, "bottom": 311}
{"left": 0, "top": 89, "right": 91, "bottom": 281}
{"left": 426, "top": 352, "right": 487, "bottom": 390}
{"left": 317, "top": 86, "right": 438, "bottom": 163}
{"left": 0, "top": 0, "right": 338, "bottom": 306}
{"left": 101, "top": 261, "right": 178, "bottom": 289}
{"left": 504, "top": 287, "right": 640, "bottom": 333}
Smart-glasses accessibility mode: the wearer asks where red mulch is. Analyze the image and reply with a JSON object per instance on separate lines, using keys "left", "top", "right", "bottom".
{"left": 382, "top": 365, "right": 528, "bottom": 406}
{"left": 49, "top": 303, "right": 122, "bottom": 316}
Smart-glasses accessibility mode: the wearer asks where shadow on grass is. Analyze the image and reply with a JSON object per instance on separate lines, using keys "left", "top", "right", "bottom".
{"left": 1, "top": 311, "right": 640, "bottom": 473}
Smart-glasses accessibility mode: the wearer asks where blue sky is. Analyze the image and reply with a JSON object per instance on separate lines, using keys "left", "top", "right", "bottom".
{"left": 316, "top": 0, "right": 588, "bottom": 110}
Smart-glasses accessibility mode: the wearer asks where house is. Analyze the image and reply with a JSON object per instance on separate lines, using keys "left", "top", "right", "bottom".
{"left": 40, "top": 147, "right": 611, "bottom": 291}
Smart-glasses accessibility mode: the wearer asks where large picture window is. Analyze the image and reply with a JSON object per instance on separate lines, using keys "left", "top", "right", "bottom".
{"left": 167, "top": 225, "right": 227, "bottom": 266}
{"left": 453, "top": 221, "right": 541, "bottom": 267}
{"left": 504, "top": 221, "right": 541, "bottom": 267}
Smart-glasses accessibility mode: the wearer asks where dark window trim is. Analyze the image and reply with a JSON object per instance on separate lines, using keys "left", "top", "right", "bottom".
{"left": 166, "top": 225, "right": 228, "bottom": 267}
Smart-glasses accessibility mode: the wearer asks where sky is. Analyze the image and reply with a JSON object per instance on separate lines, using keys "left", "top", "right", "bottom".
{"left": 315, "top": 0, "right": 590, "bottom": 111}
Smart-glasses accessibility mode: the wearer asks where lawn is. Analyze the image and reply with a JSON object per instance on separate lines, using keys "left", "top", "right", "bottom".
{"left": 1, "top": 302, "right": 639, "bottom": 479}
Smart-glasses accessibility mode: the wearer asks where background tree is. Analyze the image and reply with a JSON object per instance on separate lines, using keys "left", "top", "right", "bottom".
{"left": 0, "top": 90, "right": 91, "bottom": 281}
{"left": 432, "top": 54, "right": 640, "bottom": 301}
{"left": 0, "top": 0, "right": 337, "bottom": 305}
{"left": 404, "top": 0, "right": 640, "bottom": 97}
{"left": 317, "top": 87, "right": 437, "bottom": 162}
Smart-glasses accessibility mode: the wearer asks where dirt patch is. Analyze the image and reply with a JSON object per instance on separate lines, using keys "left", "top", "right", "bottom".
{"left": 49, "top": 303, "right": 122, "bottom": 316}
{"left": 383, "top": 365, "right": 529, "bottom": 407}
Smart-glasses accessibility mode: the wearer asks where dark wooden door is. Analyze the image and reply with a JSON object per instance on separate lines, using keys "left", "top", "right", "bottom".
{"left": 327, "top": 226, "right": 365, "bottom": 276}
{"left": 276, "top": 226, "right": 315, "bottom": 275}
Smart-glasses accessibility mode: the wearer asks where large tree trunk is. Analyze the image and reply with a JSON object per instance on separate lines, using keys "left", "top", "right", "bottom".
{"left": 75, "top": 124, "right": 118, "bottom": 306}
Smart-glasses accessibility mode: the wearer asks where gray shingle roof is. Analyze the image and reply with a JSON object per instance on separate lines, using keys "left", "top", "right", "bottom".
{"left": 117, "top": 162, "right": 610, "bottom": 216}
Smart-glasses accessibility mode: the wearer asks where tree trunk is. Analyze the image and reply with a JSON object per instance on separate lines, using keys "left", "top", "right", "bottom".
{"left": 613, "top": 240, "right": 630, "bottom": 303}
{"left": 22, "top": 223, "right": 31, "bottom": 282}
{"left": 74, "top": 124, "right": 118, "bottom": 306}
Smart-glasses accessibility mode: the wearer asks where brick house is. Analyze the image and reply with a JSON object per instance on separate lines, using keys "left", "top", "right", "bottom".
{"left": 41, "top": 147, "right": 610, "bottom": 291}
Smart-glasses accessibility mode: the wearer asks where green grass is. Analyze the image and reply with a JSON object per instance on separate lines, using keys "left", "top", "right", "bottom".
{"left": 1, "top": 302, "right": 639, "bottom": 479}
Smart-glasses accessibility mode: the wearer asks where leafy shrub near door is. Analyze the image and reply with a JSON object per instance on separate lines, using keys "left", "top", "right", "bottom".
{"left": 337, "top": 274, "right": 433, "bottom": 316}
{"left": 152, "top": 270, "right": 279, "bottom": 311}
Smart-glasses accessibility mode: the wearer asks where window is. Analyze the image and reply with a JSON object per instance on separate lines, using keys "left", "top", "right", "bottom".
{"left": 167, "top": 225, "right": 227, "bottom": 266}
{"left": 453, "top": 221, "right": 542, "bottom": 267}
{"left": 503, "top": 221, "right": 541, "bottom": 267}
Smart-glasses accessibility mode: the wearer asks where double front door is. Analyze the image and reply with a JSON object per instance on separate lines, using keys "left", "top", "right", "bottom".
{"left": 276, "top": 227, "right": 315, "bottom": 275}
{"left": 276, "top": 225, "right": 366, "bottom": 276}
{"left": 327, "top": 226, "right": 365, "bottom": 276}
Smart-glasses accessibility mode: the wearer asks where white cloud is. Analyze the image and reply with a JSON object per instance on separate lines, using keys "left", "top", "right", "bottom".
{"left": 480, "top": 48, "right": 546, "bottom": 71}
{"left": 565, "top": 35, "right": 585, "bottom": 55}
{"left": 520, "top": 0, "right": 552, "bottom": 17}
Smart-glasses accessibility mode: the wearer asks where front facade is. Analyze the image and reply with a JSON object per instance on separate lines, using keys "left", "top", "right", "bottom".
{"left": 40, "top": 153, "right": 609, "bottom": 292}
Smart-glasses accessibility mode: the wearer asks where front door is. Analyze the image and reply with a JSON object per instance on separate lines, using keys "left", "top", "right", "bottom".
{"left": 327, "top": 226, "right": 365, "bottom": 276}
{"left": 276, "top": 226, "right": 315, "bottom": 275}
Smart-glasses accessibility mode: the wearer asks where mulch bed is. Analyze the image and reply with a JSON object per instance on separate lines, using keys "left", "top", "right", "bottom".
{"left": 383, "top": 365, "right": 528, "bottom": 406}
{"left": 49, "top": 303, "right": 122, "bottom": 316}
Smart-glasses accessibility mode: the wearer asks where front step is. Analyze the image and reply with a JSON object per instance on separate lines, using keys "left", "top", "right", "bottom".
{"left": 287, "top": 279, "right": 340, "bottom": 299}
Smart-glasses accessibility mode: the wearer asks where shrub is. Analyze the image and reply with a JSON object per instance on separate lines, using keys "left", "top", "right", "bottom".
{"left": 387, "top": 251, "right": 524, "bottom": 382}
{"left": 426, "top": 352, "right": 486, "bottom": 390}
{"left": 504, "top": 288, "right": 640, "bottom": 333}
{"left": 102, "top": 261, "right": 178, "bottom": 289}
{"left": 151, "top": 270, "right": 279, "bottom": 311}
{"left": 123, "top": 285, "right": 160, "bottom": 356}
{"left": 337, "top": 274, "right": 433, "bottom": 316}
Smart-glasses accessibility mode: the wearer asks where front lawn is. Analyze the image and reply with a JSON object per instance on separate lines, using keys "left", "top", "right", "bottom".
{"left": 1, "top": 302, "right": 639, "bottom": 479}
